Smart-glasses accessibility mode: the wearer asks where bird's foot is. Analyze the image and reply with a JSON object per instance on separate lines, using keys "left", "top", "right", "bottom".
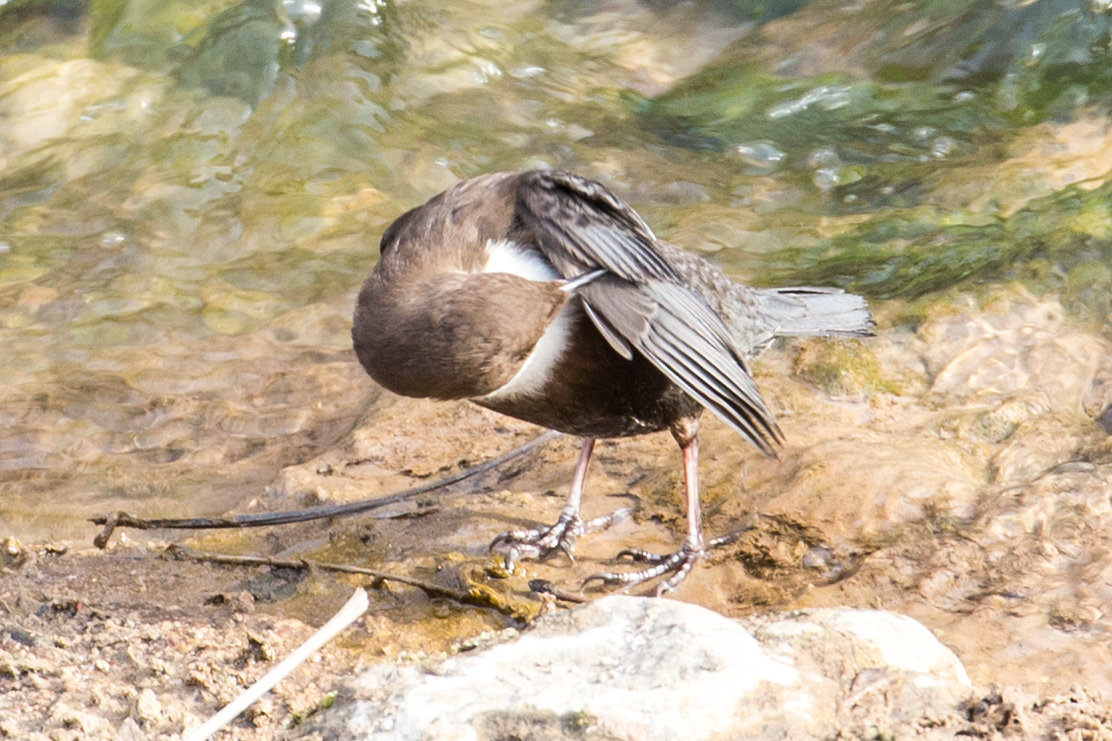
{"left": 582, "top": 540, "right": 703, "bottom": 597}
{"left": 491, "top": 507, "right": 632, "bottom": 573}
{"left": 582, "top": 532, "right": 739, "bottom": 596}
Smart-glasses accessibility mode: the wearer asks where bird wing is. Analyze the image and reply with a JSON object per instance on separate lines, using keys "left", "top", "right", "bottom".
{"left": 516, "top": 170, "right": 783, "bottom": 454}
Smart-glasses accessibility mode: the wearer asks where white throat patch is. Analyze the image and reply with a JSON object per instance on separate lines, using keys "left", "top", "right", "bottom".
{"left": 482, "top": 239, "right": 560, "bottom": 282}
{"left": 476, "top": 239, "right": 573, "bottom": 401}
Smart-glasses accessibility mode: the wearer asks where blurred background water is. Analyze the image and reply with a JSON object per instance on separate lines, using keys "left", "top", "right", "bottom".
{"left": 2, "top": 0, "right": 1111, "bottom": 540}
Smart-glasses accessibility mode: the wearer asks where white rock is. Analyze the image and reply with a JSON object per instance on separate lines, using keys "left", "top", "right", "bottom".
{"left": 289, "top": 596, "right": 972, "bottom": 740}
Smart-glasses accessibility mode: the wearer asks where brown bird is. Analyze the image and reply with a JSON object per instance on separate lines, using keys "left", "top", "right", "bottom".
{"left": 353, "top": 170, "right": 872, "bottom": 594}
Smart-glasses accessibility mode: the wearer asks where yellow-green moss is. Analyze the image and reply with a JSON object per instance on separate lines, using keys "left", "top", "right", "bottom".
{"left": 792, "top": 339, "right": 900, "bottom": 396}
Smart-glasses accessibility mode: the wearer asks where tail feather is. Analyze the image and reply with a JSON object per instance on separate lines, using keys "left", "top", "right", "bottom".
{"left": 755, "top": 287, "right": 873, "bottom": 338}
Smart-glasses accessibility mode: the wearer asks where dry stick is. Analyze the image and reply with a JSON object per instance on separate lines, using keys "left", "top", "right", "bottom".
{"left": 166, "top": 545, "right": 521, "bottom": 615}
{"left": 90, "top": 430, "right": 562, "bottom": 548}
{"left": 181, "top": 586, "right": 370, "bottom": 741}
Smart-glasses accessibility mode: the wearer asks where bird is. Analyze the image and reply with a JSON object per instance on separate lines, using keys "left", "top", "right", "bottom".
{"left": 352, "top": 169, "right": 873, "bottom": 595}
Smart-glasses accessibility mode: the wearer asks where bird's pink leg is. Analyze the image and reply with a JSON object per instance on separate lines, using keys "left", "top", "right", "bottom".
{"left": 491, "top": 438, "right": 629, "bottom": 571}
{"left": 583, "top": 418, "right": 709, "bottom": 596}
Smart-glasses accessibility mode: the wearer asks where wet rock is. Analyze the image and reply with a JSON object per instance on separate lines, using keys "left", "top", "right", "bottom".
{"left": 920, "top": 293, "right": 1105, "bottom": 406}
{"left": 763, "top": 437, "right": 983, "bottom": 534}
{"left": 289, "top": 595, "right": 970, "bottom": 740}
{"left": 1097, "top": 404, "right": 1112, "bottom": 435}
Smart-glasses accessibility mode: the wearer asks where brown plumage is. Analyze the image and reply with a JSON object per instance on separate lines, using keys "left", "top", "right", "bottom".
{"left": 353, "top": 170, "right": 872, "bottom": 594}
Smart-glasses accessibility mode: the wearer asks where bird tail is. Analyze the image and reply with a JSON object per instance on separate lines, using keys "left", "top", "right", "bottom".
{"left": 754, "top": 287, "right": 874, "bottom": 338}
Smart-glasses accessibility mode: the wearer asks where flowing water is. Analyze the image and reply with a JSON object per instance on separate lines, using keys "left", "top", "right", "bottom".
{"left": 3, "top": 0, "right": 1112, "bottom": 699}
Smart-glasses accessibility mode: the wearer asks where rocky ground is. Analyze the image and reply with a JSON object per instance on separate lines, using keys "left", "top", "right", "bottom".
{"left": 1, "top": 541, "right": 1111, "bottom": 740}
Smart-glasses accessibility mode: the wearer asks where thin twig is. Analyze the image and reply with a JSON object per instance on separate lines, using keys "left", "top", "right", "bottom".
{"left": 182, "top": 587, "right": 370, "bottom": 741}
{"left": 528, "top": 579, "right": 588, "bottom": 604}
{"left": 90, "top": 430, "right": 561, "bottom": 548}
{"left": 165, "top": 545, "right": 526, "bottom": 617}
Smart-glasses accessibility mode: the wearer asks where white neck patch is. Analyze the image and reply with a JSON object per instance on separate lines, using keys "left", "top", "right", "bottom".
{"left": 476, "top": 239, "right": 572, "bottom": 401}
{"left": 482, "top": 239, "right": 559, "bottom": 282}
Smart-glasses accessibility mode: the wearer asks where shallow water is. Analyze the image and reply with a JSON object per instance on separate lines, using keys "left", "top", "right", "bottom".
{"left": 3, "top": 0, "right": 1112, "bottom": 699}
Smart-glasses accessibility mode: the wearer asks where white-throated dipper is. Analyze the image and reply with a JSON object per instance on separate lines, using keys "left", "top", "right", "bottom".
{"left": 353, "top": 170, "right": 872, "bottom": 594}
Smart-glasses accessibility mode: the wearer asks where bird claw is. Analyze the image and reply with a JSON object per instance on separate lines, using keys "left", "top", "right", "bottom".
{"left": 583, "top": 539, "right": 705, "bottom": 596}
{"left": 490, "top": 507, "right": 632, "bottom": 572}
{"left": 615, "top": 547, "right": 666, "bottom": 563}
{"left": 490, "top": 513, "right": 581, "bottom": 573}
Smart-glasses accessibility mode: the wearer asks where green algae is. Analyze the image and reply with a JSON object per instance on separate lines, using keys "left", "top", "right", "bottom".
{"left": 793, "top": 339, "right": 901, "bottom": 397}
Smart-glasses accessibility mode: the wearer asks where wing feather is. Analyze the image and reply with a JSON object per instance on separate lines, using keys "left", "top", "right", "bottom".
{"left": 517, "top": 171, "right": 679, "bottom": 281}
{"left": 643, "top": 309, "right": 782, "bottom": 453}
{"left": 517, "top": 170, "right": 783, "bottom": 454}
